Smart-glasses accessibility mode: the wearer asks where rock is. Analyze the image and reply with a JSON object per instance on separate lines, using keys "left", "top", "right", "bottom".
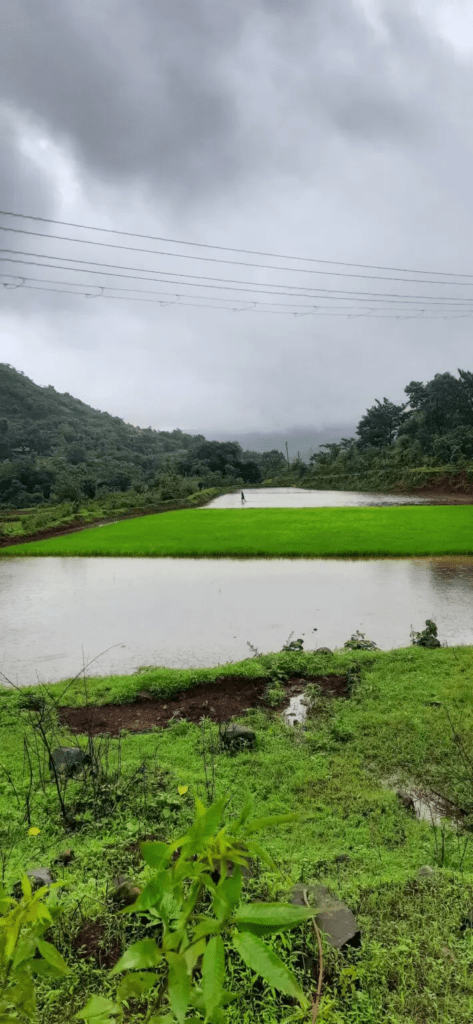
{"left": 461, "top": 908, "right": 473, "bottom": 932}
{"left": 221, "top": 724, "right": 256, "bottom": 751}
{"left": 54, "top": 848, "right": 75, "bottom": 866}
{"left": 50, "top": 747, "right": 91, "bottom": 776}
{"left": 110, "top": 875, "right": 141, "bottom": 909}
{"left": 14, "top": 867, "right": 54, "bottom": 899}
{"left": 315, "top": 648, "right": 333, "bottom": 656}
{"left": 290, "top": 883, "right": 361, "bottom": 950}
{"left": 28, "top": 867, "right": 54, "bottom": 889}
{"left": 418, "top": 865, "right": 436, "bottom": 878}
{"left": 396, "top": 791, "right": 416, "bottom": 814}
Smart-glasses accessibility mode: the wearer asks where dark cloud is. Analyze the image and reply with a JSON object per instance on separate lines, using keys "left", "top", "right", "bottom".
{"left": 2, "top": 2, "right": 473, "bottom": 433}
{"left": 0, "top": 106, "right": 51, "bottom": 215}
{"left": 0, "top": 1, "right": 448, "bottom": 215}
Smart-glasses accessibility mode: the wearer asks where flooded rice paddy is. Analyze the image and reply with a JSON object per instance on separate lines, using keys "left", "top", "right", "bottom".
{"left": 207, "top": 487, "right": 429, "bottom": 508}
{"left": 2, "top": 554, "right": 473, "bottom": 688}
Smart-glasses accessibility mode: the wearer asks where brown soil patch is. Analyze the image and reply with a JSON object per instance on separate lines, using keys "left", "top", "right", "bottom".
{"left": 72, "top": 918, "right": 122, "bottom": 969}
{"left": 58, "top": 674, "right": 349, "bottom": 737}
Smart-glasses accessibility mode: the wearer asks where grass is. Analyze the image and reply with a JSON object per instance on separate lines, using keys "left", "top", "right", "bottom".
{"left": 2, "top": 646, "right": 473, "bottom": 1020}
{"left": 2, "top": 505, "right": 473, "bottom": 558}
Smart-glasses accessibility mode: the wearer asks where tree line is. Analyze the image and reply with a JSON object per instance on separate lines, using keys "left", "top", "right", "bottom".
{"left": 305, "top": 369, "right": 473, "bottom": 490}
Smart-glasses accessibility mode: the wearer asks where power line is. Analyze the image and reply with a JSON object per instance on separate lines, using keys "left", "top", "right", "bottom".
{"left": 3, "top": 276, "right": 472, "bottom": 318}
{"left": 1, "top": 207, "right": 473, "bottom": 280}
{"left": 2, "top": 223, "right": 473, "bottom": 288}
{"left": 3, "top": 250, "right": 473, "bottom": 306}
{"left": 3, "top": 271, "right": 473, "bottom": 313}
{"left": 6, "top": 271, "right": 472, "bottom": 313}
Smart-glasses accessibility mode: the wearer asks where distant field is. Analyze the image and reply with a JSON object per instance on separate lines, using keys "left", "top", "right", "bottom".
{"left": 2, "top": 505, "right": 473, "bottom": 557}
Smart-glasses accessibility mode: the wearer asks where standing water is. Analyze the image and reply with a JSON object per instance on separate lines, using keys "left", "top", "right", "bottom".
{"left": 2, "top": 555, "right": 473, "bottom": 687}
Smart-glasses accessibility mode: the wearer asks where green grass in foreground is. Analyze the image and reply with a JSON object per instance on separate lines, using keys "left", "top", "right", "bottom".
{"left": 2, "top": 504, "right": 473, "bottom": 558}
{"left": 2, "top": 646, "right": 473, "bottom": 1020}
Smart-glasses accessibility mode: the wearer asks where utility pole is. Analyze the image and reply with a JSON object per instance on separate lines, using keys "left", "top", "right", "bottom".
{"left": 285, "top": 441, "right": 290, "bottom": 467}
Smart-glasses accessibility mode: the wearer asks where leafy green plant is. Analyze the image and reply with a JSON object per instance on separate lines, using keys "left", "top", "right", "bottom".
{"left": 282, "top": 635, "right": 304, "bottom": 653}
{"left": 77, "top": 796, "right": 317, "bottom": 1023}
{"left": 343, "top": 632, "right": 378, "bottom": 652}
{"left": 264, "top": 680, "right": 286, "bottom": 708}
{"left": 0, "top": 875, "right": 69, "bottom": 1021}
{"left": 410, "top": 620, "right": 441, "bottom": 648}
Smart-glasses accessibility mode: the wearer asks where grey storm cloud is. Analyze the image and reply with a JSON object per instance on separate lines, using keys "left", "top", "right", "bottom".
{"left": 0, "top": 106, "right": 52, "bottom": 216}
{"left": 0, "top": 0, "right": 447, "bottom": 213}
{"left": 2, "top": 1, "right": 473, "bottom": 437}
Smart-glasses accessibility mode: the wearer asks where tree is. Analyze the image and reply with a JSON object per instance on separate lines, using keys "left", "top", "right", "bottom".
{"left": 259, "top": 449, "right": 287, "bottom": 477}
{"left": 403, "top": 373, "right": 472, "bottom": 443}
{"left": 356, "top": 398, "right": 406, "bottom": 448}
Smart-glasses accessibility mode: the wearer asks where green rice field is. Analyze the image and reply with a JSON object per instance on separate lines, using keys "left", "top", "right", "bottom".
{"left": 2, "top": 504, "right": 473, "bottom": 557}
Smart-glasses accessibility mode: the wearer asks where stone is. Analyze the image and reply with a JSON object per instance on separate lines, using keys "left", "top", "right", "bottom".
{"left": 110, "top": 875, "right": 141, "bottom": 909}
{"left": 27, "top": 867, "right": 54, "bottom": 889}
{"left": 49, "top": 747, "right": 91, "bottom": 776}
{"left": 14, "top": 867, "right": 54, "bottom": 899}
{"left": 221, "top": 724, "right": 256, "bottom": 750}
{"left": 460, "top": 908, "right": 473, "bottom": 932}
{"left": 417, "top": 865, "right": 436, "bottom": 878}
{"left": 396, "top": 791, "right": 416, "bottom": 814}
{"left": 290, "top": 883, "right": 361, "bottom": 950}
{"left": 315, "top": 648, "right": 333, "bottom": 656}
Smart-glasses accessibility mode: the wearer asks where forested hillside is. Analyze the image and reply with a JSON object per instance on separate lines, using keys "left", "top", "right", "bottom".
{"left": 0, "top": 364, "right": 286, "bottom": 506}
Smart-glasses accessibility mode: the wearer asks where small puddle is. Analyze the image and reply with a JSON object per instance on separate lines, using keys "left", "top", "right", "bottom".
{"left": 283, "top": 692, "right": 309, "bottom": 726}
{"left": 379, "top": 774, "right": 463, "bottom": 828}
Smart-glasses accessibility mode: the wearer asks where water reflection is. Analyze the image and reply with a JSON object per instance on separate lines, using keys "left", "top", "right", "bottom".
{"left": 206, "top": 488, "right": 429, "bottom": 508}
{"left": 425, "top": 557, "right": 473, "bottom": 592}
{"left": 2, "top": 555, "right": 473, "bottom": 688}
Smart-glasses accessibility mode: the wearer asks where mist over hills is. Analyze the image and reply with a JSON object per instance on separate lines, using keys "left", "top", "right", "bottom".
{"left": 197, "top": 426, "right": 357, "bottom": 462}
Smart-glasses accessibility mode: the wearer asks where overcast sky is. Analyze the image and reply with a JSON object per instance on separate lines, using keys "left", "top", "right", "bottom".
{"left": 1, "top": 0, "right": 473, "bottom": 440}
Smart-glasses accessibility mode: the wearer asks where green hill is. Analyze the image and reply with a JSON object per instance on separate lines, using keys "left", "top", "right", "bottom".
{"left": 0, "top": 364, "right": 286, "bottom": 507}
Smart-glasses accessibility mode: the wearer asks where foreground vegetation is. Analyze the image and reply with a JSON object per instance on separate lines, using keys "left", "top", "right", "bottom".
{"left": 2, "top": 644, "right": 473, "bottom": 1021}
{"left": 3, "top": 505, "right": 473, "bottom": 559}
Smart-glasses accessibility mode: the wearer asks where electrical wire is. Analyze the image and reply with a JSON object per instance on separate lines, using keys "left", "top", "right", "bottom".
{"left": 3, "top": 272, "right": 473, "bottom": 315}
{"left": 5, "top": 278, "right": 472, "bottom": 318}
{"left": 3, "top": 251, "right": 473, "bottom": 306}
{"left": 2, "top": 207, "right": 473, "bottom": 280}
{"left": 2, "top": 223, "right": 473, "bottom": 287}
{"left": 2, "top": 208, "right": 473, "bottom": 317}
